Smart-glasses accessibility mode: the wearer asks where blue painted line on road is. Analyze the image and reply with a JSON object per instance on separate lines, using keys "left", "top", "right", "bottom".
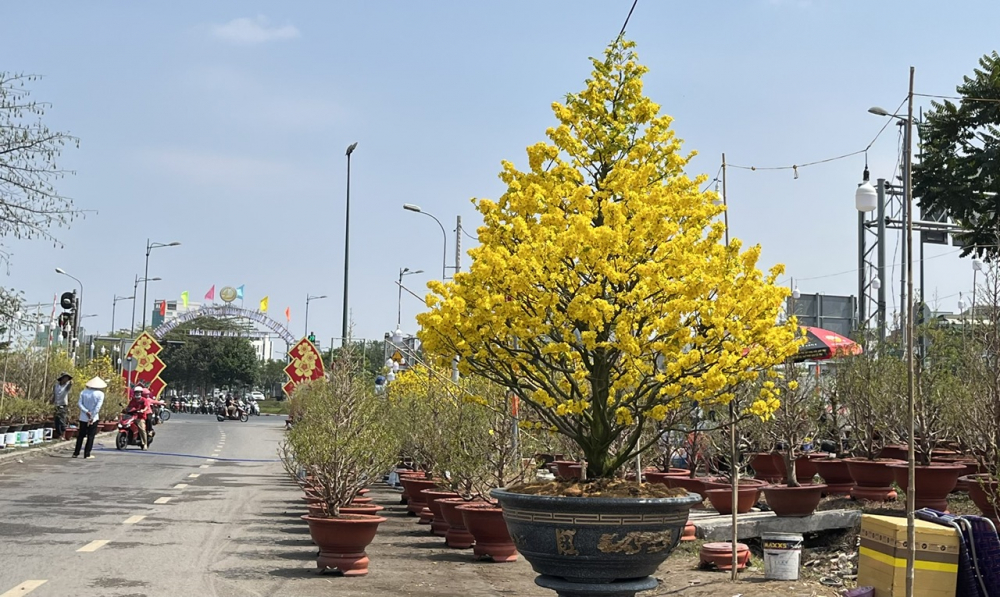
{"left": 93, "top": 446, "right": 279, "bottom": 462}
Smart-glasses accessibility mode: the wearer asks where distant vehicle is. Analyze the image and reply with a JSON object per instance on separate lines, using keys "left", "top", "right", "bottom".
{"left": 249, "top": 391, "right": 265, "bottom": 402}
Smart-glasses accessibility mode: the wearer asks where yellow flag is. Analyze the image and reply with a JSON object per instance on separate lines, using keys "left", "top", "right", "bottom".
{"left": 180, "top": 291, "right": 189, "bottom": 309}
{"left": 260, "top": 296, "right": 269, "bottom": 313}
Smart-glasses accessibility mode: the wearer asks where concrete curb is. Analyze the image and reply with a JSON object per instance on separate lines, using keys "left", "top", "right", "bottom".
{"left": 0, "top": 431, "right": 118, "bottom": 466}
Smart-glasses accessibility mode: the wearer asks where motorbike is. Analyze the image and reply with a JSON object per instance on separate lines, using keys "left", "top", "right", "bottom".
{"left": 216, "top": 405, "right": 249, "bottom": 423}
{"left": 249, "top": 400, "right": 260, "bottom": 416}
{"left": 116, "top": 411, "right": 154, "bottom": 450}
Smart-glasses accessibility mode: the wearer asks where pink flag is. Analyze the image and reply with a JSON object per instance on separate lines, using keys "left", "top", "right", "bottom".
{"left": 205, "top": 285, "right": 215, "bottom": 301}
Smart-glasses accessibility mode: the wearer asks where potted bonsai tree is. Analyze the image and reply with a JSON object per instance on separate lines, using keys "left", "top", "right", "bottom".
{"left": 284, "top": 354, "right": 399, "bottom": 576}
{"left": 759, "top": 362, "right": 828, "bottom": 516}
{"left": 417, "top": 37, "right": 800, "bottom": 594}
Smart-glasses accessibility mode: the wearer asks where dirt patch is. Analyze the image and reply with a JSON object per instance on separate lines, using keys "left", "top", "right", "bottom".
{"left": 508, "top": 479, "right": 686, "bottom": 498}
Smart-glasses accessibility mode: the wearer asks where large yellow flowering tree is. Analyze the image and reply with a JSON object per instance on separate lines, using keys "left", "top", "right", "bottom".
{"left": 417, "top": 39, "right": 799, "bottom": 479}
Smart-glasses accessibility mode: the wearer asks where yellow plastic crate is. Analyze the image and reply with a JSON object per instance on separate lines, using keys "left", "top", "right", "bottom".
{"left": 857, "top": 514, "right": 959, "bottom": 597}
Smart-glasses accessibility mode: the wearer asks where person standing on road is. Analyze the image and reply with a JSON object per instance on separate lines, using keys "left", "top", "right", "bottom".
{"left": 52, "top": 372, "right": 73, "bottom": 438}
{"left": 73, "top": 377, "right": 106, "bottom": 459}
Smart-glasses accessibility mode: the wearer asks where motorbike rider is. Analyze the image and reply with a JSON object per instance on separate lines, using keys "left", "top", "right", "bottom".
{"left": 125, "top": 387, "right": 151, "bottom": 450}
{"left": 225, "top": 394, "right": 237, "bottom": 418}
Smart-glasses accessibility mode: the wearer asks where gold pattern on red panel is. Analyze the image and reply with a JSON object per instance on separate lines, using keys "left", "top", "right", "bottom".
{"left": 121, "top": 332, "right": 168, "bottom": 397}
{"left": 283, "top": 338, "right": 325, "bottom": 397}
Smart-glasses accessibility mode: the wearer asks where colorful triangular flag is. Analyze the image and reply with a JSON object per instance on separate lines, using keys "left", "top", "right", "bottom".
{"left": 285, "top": 307, "right": 291, "bottom": 323}
{"left": 180, "top": 291, "right": 189, "bottom": 309}
{"left": 205, "top": 285, "right": 215, "bottom": 301}
{"left": 236, "top": 285, "right": 244, "bottom": 300}
{"left": 259, "top": 296, "right": 269, "bottom": 313}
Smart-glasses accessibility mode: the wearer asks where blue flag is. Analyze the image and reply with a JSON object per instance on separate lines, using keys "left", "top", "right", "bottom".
{"left": 236, "top": 285, "right": 244, "bottom": 300}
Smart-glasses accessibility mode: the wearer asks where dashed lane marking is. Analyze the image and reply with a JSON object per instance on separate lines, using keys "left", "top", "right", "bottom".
{"left": 188, "top": 473, "right": 200, "bottom": 478}
{"left": 0, "top": 580, "right": 47, "bottom": 597}
{"left": 206, "top": 459, "right": 216, "bottom": 463}
{"left": 77, "top": 540, "right": 110, "bottom": 552}
{"left": 123, "top": 515, "right": 145, "bottom": 524}
{"left": 173, "top": 483, "right": 189, "bottom": 489}
{"left": 199, "top": 464, "right": 209, "bottom": 469}
{"left": 154, "top": 497, "right": 172, "bottom": 504}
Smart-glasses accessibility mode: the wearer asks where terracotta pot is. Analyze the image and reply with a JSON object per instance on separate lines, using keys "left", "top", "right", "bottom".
{"left": 457, "top": 502, "right": 518, "bottom": 562}
{"left": 704, "top": 486, "right": 758, "bottom": 515}
{"left": 350, "top": 497, "right": 373, "bottom": 505}
{"left": 762, "top": 483, "right": 827, "bottom": 517}
{"left": 846, "top": 458, "right": 903, "bottom": 502}
{"left": 879, "top": 445, "right": 909, "bottom": 461}
{"left": 417, "top": 507, "right": 434, "bottom": 524}
{"left": 750, "top": 452, "right": 785, "bottom": 483}
{"left": 438, "top": 497, "right": 481, "bottom": 548}
{"left": 701, "top": 477, "right": 768, "bottom": 492}
{"left": 399, "top": 478, "right": 438, "bottom": 515}
{"left": 933, "top": 458, "right": 979, "bottom": 492}
{"left": 681, "top": 518, "right": 697, "bottom": 541}
{"left": 302, "top": 496, "right": 324, "bottom": 505}
{"left": 339, "top": 504, "right": 385, "bottom": 516}
{"left": 302, "top": 514, "right": 386, "bottom": 576}
{"left": 665, "top": 475, "right": 709, "bottom": 507}
{"left": 357, "top": 488, "right": 370, "bottom": 496}
{"left": 397, "top": 471, "right": 429, "bottom": 504}
{"left": 699, "top": 542, "right": 750, "bottom": 570}
{"left": 644, "top": 469, "right": 691, "bottom": 485}
{"left": 793, "top": 453, "right": 830, "bottom": 484}
{"left": 553, "top": 461, "right": 583, "bottom": 481}
{"left": 421, "top": 489, "right": 460, "bottom": 537}
{"left": 888, "top": 463, "right": 966, "bottom": 511}
{"left": 962, "top": 474, "right": 999, "bottom": 522}
{"left": 814, "top": 458, "right": 854, "bottom": 496}
{"left": 63, "top": 428, "right": 77, "bottom": 440}
{"left": 307, "top": 503, "right": 327, "bottom": 517}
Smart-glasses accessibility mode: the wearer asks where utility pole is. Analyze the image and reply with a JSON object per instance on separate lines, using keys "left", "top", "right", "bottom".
{"left": 455, "top": 215, "right": 462, "bottom": 274}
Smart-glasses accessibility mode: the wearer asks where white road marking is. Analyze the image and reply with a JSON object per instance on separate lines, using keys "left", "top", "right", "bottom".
{"left": 0, "top": 580, "right": 47, "bottom": 597}
{"left": 199, "top": 464, "right": 209, "bottom": 469}
{"left": 188, "top": 474, "right": 200, "bottom": 478}
{"left": 206, "top": 459, "right": 216, "bottom": 463}
{"left": 123, "top": 515, "right": 145, "bottom": 524}
{"left": 77, "top": 540, "right": 109, "bottom": 552}
{"left": 173, "top": 483, "right": 188, "bottom": 489}
{"left": 154, "top": 497, "right": 172, "bottom": 504}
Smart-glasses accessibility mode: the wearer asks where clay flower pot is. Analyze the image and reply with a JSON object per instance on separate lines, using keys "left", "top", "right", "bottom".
{"left": 814, "top": 458, "right": 854, "bottom": 496}
{"left": 339, "top": 504, "right": 385, "bottom": 516}
{"left": 879, "top": 444, "right": 909, "bottom": 461}
{"left": 962, "top": 474, "right": 999, "bottom": 522}
{"left": 699, "top": 542, "right": 750, "bottom": 570}
{"left": 301, "top": 514, "right": 387, "bottom": 576}
{"left": 417, "top": 507, "right": 434, "bottom": 525}
{"left": 457, "top": 502, "right": 518, "bottom": 562}
{"left": 397, "top": 471, "right": 429, "bottom": 504}
{"left": 750, "top": 452, "right": 786, "bottom": 483}
{"left": 63, "top": 428, "right": 78, "bottom": 440}
{"left": 793, "top": 453, "right": 830, "bottom": 484}
{"left": 665, "top": 475, "right": 709, "bottom": 505}
{"left": 307, "top": 503, "right": 327, "bottom": 517}
{"left": 350, "top": 497, "right": 373, "bottom": 505}
{"left": 553, "top": 461, "right": 583, "bottom": 481}
{"left": 400, "top": 477, "right": 438, "bottom": 515}
{"left": 761, "top": 483, "right": 827, "bottom": 517}
{"left": 934, "top": 458, "right": 979, "bottom": 492}
{"left": 888, "top": 463, "right": 966, "bottom": 511}
{"left": 846, "top": 458, "right": 903, "bottom": 502}
{"left": 701, "top": 477, "right": 768, "bottom": 492}
{"left": 644, "top": 469, "right": 691, "bottom": 486}
{"left": 421, "top": 489, "right": 460, "bottom": 537}
{"left": 438, "top": 497, "right": 481, "bottom": 548}
{"left": 705, "top": 486, "right": 758, "bottom": 515}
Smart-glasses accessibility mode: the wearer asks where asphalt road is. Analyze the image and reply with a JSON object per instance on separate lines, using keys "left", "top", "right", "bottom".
{"left": 0, "top": 412, "right": 314, "bottom": 597}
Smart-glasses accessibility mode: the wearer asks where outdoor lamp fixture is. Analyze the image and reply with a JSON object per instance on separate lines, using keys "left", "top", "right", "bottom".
{"left": 304, "top": 294, "right": 327, "bottom": 337}
{"left": 397, "top": 267, "right": 424, "bottom": 327}
{"left": 142, "top": 240, "right": 181, "bottom": 330}
{"left": 855, "top": 165, "right": 877, "bottom": 213}
{"left": 132, "top": 276, "right": 162, "bottom": 337}
{"left": 403, "top": 203, "right": 450, "bottom": 280}
{"left": 792, "top": 287, "right": 801, "bottom": 300}
{"left": 973, "top": 257, "right": 985, "bottom": 272}
{"left": 871, "top": 276, "right": 881, "bottom": 291}
{"left": 391, "top": 327, "right": 404, "bottom": 344}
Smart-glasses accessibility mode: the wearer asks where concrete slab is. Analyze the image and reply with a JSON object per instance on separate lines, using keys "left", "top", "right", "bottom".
{"left": 693, "top": 509, "right": 861, "bottom": 541}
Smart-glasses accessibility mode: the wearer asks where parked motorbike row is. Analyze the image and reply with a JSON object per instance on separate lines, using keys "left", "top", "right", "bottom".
{"left": 166, "top": 397, "right": 258, "bottom": 422}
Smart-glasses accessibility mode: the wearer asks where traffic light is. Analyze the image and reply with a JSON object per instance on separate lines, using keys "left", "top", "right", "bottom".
{"left": 308, "top": 332, "right": 316, "bottom": 344}
{"left": 59, "top": 291, "right": 77, "bottom": 340}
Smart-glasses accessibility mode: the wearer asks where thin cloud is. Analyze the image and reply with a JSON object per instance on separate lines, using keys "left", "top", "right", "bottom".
{"left": 211, "top": 16, "right": 299, "bottom": 45}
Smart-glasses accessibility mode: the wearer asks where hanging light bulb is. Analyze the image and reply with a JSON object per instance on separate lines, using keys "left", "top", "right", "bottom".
{"left": 792, "top": 287, "right": 801, "bottom": 300}
{"left": 793, "top": 165, "right": 799, "bottom": 180}
{"left": 871, "top": 277, "right": 881, "bottom": 291}
{"left": 973, "top": 257, "right": 985, "bottom": 272}
{"left": 855, "top": 165, "right": 877, "bottom": 212}
{"left": 713, "top": 182, "right": 723, "bottom": 206}
{"left": 392, "top": 328, "right": 404, "bottom": 344}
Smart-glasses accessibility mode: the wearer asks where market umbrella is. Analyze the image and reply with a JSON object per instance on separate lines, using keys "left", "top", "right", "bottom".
{"left": 792, "top": 326, "right": 862, "bottom": 362}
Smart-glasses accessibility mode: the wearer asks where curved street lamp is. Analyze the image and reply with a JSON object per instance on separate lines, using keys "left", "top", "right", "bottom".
{"left": 142, "top": 240, "right": 180, "bottom": 330}
{"left": 304, "top": 294, "right": 327, "bottom": 337}
{"left": 403, "top": 203, "right": 449, "bottom": 280}
{"left": 132, "top": 276, "right": 161, "bottom": 336}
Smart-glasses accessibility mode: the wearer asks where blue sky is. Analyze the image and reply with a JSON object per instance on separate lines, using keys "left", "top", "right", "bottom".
{"left": 1, "top": 0, "right": 998, "bottom": 350}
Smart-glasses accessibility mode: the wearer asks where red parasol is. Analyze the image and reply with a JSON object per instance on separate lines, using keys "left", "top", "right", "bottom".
{"left": 792, "top": 326, "right": 862, "bottom": 362}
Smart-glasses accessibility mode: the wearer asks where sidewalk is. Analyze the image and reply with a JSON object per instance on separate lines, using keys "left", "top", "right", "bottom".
{"left": 0, "top": 431, "right": 116, "bottom": 466}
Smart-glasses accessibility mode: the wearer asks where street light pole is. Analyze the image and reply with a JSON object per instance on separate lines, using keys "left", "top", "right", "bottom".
{"left": 141, "top": 239, "right": 180, "bottom": 331}
{"left": 403, "top": 204, "right": 450, "bottom": 280}
{"left": 304, "top": 294, "right": 327, "bottom": 337}
{"left": 132, "top": 275, "right": 161, "bottom": 337}
{"left": 342, "top": 142, "right": 358, "bottom": 346}
{"left": 112, "top": 295, "right": 134, "bottom": 335}
{"left": 397, "top": 268, "right": 424, "bottom": 327}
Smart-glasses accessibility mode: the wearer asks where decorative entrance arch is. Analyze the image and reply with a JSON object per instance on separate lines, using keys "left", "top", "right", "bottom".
{"left": 152, "top": 304, "right": 296, "bottom": 345}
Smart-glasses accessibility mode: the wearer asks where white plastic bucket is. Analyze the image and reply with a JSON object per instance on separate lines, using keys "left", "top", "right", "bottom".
{"left": 3, "top": 432, "right": 14, "bottom": 447}
{"left": 762, "top": 532, "right": 803, "bottom": 580}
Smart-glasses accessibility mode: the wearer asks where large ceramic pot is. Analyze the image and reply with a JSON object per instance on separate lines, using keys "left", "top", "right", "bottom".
{"left": 438, "top": 497, "right": 480, "bottom": 548}
{"left": 934, "top": 458, "right": 979, "bottom": 492}
{"left": 643, "top": 469, "right": 690, "bottom": 486}
{"left": 814, "top": 458, "right": 854, "bottom": 496}
{"left": 421, "top": 489, "right": 460, "bottom": 537}
{"left": 704, "top": 486, "right": 758, "bottom": 515}
{"left": 457, "top": 502, "right": 518, "bottom": 562}
{"left": 750, "top": 452, "right": 785, "bottom": 483}
{"left": 846, "top": 458, "right": 903, "bottom": 502}
{"left": 400, "top": 478, "right": 438, "bottom": 515}
{"left": 491, "top": 488, "right": 699, "bottom": 585}
{"left": 301, "top": 514, "right": 387, "bottom": 576}
{"left": 339, "top": 504, "right": 386, "bottom": 516}
{"left": 761, "top": 484, "right": 827, "bottom": 517}
{"left": 888, "top": 463, "right": 966, "bottom": 511}
{"left": 397, "top": 471, "right": 429, "bottom": 504}
{"left": 962, "top": 474, "right": 998, "bottom": 522}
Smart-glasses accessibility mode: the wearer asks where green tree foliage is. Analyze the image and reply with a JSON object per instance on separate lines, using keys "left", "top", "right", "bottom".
{"left": 914, "top": 52, "right": 1000, "bottom": 259}
{"left": 159, "top": 316, "right": 258, "bottom": 392}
